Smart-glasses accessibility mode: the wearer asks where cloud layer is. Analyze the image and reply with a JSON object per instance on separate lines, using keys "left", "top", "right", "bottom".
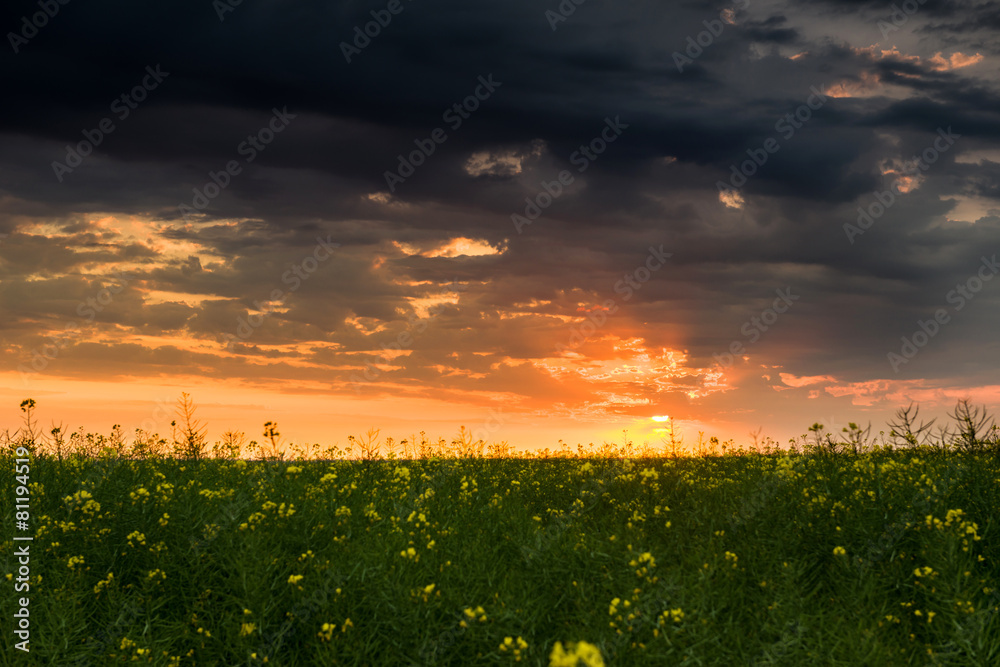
{"left": 2, "top": 0, "right": 999, "bottom": 446}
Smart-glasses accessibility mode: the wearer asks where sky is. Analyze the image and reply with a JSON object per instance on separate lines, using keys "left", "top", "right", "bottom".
{"left": 2, "top": 0, "right": 999, "bottom": 454}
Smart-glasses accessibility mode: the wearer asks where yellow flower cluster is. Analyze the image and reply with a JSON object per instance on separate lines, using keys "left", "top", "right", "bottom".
{"left": 317, "top": 623, "right": 335, "bottom": 642}
{"left": 363, "top": 503, "right": 382, "bottom": 522}
{"left": 410, "top": 583, "right": 437, "bottom": 602}
{"left": 63, "top": 489, "right": 102, "bottom": 517}
{"left": 93, "top": 572, "right": 114, "bottom": 595}
{"left": 608, "top": 595, "right": 641, "bottom": 634}
{"left": 629, "top": 551, "right": 656, "bottom": 580}
{"left": 237, "top": 514, "right": 259, "bottom": 531}
{"left": 925, "top": 508, "right": 982, "bottom": 552}
{"left": 460, "top": 605, "right": 487, "bottom": 627}
{"left": 65, "top": 489, "right": 94, "bottom": 504}
{"left": 499, "top": 636, "right": 528, "bottom": 661}
{"left": 954, "top": 599, "right": 975, "bottom": 614}
{"left": 317, "top": 619, "right": 353, "bottom": 641}
{"left": 660, "top": 608, "right": 684, "bottom": 624}
{"left": 626, "top": 510, "right": 646, "bottom": 529}
{"left": 406, "top": 510, "right": 429, "bottom": 525}
{"left": 653, "top": 607, "right": 685, "bottom": 636}
{"left": 239, "top": 508, "right": 270, "bottom": 531}
{"left": 549, "top": 640, "right": 605, "bottom": 667}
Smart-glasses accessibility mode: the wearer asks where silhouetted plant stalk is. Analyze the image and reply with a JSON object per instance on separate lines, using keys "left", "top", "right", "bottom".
{"left": 173, "top": 392, "right": 207, "bottom": 460}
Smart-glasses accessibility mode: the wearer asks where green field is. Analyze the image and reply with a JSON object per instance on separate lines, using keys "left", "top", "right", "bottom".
{"left": 3, "top": 404, "right": 1000, "bottom": 665}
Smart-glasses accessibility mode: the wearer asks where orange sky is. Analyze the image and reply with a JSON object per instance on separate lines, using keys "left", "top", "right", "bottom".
{"left": 3, "top": 16, "right": 999, "bottom": 453}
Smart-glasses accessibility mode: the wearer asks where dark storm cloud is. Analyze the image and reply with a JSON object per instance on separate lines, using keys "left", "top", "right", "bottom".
{"left": 741, "top": 15, "right": 799, "bottom": 44}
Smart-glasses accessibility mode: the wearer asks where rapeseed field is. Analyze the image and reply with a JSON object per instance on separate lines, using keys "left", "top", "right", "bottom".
{"left": 3, "top": 400, "right": 999, "bottom": 665}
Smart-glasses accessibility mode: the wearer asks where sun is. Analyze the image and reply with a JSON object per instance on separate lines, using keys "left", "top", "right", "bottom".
{"left": 651, "top": 415, "right": 670, "bottom": 422}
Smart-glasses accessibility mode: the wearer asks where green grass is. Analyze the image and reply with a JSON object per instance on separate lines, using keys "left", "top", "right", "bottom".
{"left": 3, "top": 442, "right": 1000, "bottom": 666}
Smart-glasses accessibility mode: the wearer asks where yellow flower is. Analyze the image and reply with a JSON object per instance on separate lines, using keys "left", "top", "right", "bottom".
{"left": 833, "top": 546, "right": 846, "bottom": 556}
{"left": 240, "top": 623, "right": 256, "bottom": 636}
{"left": 288, "top": 574, "right": 304, "bottom": 585}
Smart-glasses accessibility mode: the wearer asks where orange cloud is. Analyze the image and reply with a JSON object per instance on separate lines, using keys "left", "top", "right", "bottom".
{"left": 879, "top": 158, "right": 925, "bottom": 193}
{"left": 927, "top": 51, "right": 984, "bottom": 71}
{"left": 823, "top": 71, "right": 882, "bottom": 99}
{"left": 824, "top": 48, "right": 983, "bottom": 99}
{"left": 779, "top": 373, "right": 837, "bottom": 387}
{"left": 824, "top": 378, "right": 1000, "bottom": 408}
{"left": 718, "top": 188, "right": 745, "bottom": 209}
{"left": 392, "top": 237, "right": 504, "bottom": 258}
